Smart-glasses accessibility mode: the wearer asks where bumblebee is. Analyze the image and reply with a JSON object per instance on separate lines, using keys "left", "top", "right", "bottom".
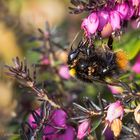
{"left": 67, "top": 38, "right": 128, "bottom": 84}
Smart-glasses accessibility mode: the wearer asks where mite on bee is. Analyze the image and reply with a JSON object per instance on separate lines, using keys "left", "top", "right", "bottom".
{"left": 67, "top": 37, "right": 128, "bottom": 83}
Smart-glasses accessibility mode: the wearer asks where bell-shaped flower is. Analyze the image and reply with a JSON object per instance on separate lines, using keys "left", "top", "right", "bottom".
{"left": 131, "top": 19, "right": 140, "bottom": 29}
{"left": 43, "top": 125, "right": 76, "bottom": 140}
{"left": 98, "top": 10, "right": 109, "bottom": 31}
{"left": 59, "top": 65, "right": 71, "bottom": 80}
{"left": 125, "top": 4, "right": 135, "bottom": 19}
{"left": 138, "top": 5, "right": 140, "bottom": 16}
{"left": 108, "top": 85, "right": 123, "bottom": 94}
{"left": 57, "top": 126, "right": 76, "bottom": 140}
{"left": 77, "top": 120, "right": 91, "bottom": 139}
{"left": 105, "top": 101, "right": 124, "bottom": 123}
{"left": 40, "top": 56, "right": 50, "bottom": 65}
{"left": 130, "top": 0, "right": 140, "bottom": 7}
{"left": 51, "top": 109, "right": 68, "bottom": 128}
{"left": 109, "top": 11, "right": 121, "bottom": 31}
{"left": 81, "top": 12, "right": 99, "bottom": 36}
{"left": 101, "top": 22, "right": 113, "bottom": 38}
{"left": 115, "top": 2, "right": 129, "bottom": 20}
{"left": 132, "top": 55, "right": 140, "bottom": 74}
{"left": 43, "top": 109, "right": 76, "bottom": 140}
{"left": 43, "top": 125, "right": 57, "bottom": 140}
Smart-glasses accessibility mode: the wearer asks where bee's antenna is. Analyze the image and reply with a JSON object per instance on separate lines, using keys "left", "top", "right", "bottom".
{"left": 69, "top": 30, "right": 82, "bottom": 50}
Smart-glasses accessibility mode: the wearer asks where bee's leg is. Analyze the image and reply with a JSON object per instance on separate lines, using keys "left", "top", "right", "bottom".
{"left": 107, "top": 36, "right": 113, "bottom": 50}
{"left": 91, "top": 76, "right": 122, "bottom": 86}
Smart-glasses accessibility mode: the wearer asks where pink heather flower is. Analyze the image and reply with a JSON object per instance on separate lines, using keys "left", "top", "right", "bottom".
{"left": 130, "top": 0, "right": 140, "bottom": 6}
{"left": 131, "top": 19, "right": 140, "bottom": 29}
{"left": 139, "top": 5, "right": 140, "bottom": 16}
{"left": 125, "top": 4, "right": 135, "bottom": 20}
{"left": 115, "top": 2, "right": 129, "bottom": 20}
{"left": 98, "top": 10, "right": 109, "bottom": 31}
{"left": 108, "top": 85, "right": 123, "bottom": 94}
{"left": 43, "top": 125, "right": 57, "bottom": 140}
{"left": 81, "top": 12, "right": 99, "bottom": 36}
{"left": 101, "top": 22, "right": 113, "bottom": 38}
{"left": 106, "top": 101, "right": 124, "bottom": 123}
{"left": 58, "top": 65, "right": 70, "bottom": 80}
{"left": 40, "top": 56, "right": 50, "bottom": 65}
{"left": 43, "top": 109, "right": 76, "bottom": 140}
{"left": 77, "top": 120, "right": 91, "bottom": 139}
{"left": 132, "top": 55, "right": 140, "bottom": 74}
{"left": 43, "top": 126, "right": 76, "bottom": 140}
{"left": 43, "top": 125, "right": 76, "bottom": 140}
{"left": 109, "top": 11, "right": 121, "bottom": 31}
{"left": 57, "top": 126, "right": 76, "bottom": 140}
{"left": 51, "top": 109, "right": 67, "bottom": 128}
{"left": 28, "top": 109, "right": 40, "bottom": 129}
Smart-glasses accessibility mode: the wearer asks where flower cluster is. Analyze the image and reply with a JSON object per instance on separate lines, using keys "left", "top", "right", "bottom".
{"left": 28, "top": 108, "right": 76, "bottom": 140}
{"left": 80, "top": 0, "right": 140, "bottom": 37}
{"left": 77, "top": 119, "right": 91, "bottom": 139}
{"left": 5, "top": 1, "right": 140, "bottom": 139}
{"left": 72, "top": 99, "right": 125, "bottom": 139}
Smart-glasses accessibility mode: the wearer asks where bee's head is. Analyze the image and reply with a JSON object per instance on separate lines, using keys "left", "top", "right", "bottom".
{"left": 67, "top": 48, "right": 80, "bottom": 65}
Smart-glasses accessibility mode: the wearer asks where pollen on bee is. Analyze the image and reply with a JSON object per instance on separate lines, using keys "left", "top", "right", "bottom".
{"left": 115, "top": 50, "right": 128, "bottom": 70}
{"left": 69, "top": 68, "right": 76, "bottom": 77}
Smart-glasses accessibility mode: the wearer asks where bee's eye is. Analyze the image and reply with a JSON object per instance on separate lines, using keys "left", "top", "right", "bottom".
{"left": 68, "top": 50, "right": 79, "bottom": 62}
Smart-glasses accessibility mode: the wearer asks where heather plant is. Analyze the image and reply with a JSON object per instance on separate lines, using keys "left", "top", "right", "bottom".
{"left": 4, "top": 0, "right": 140, "bottom": 140}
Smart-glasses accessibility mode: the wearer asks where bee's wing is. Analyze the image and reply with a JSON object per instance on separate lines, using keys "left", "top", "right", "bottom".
{"left": 67, "top": 30, "right": 83, "bottom": 52}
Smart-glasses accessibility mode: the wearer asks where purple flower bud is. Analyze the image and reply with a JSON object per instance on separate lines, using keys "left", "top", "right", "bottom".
{"left": 51, "top": 109, "right": 68, "bottom": 128}
{"left": 108, "top": 85, "right": 123, "bottom": 94}
{"left": 132, "top": 55, "right": 140, "bottom": 74}
{"left": 98, "top": 10, "right": 109, "bottom": 31}
{"left": 106, "top": 101, "right": 124, "bottom": 123}
{"left": 115, "top": 2, "right": 129, "bottom": 20}
{"left": 77, "top": 120, "right": 91, "bottom": 139}
{"left": 109, "top": 11, "right": 121, "bottom": 31}
{"left": 104, "top": 127, "right": 114, "bottom": 140}
{"left": 81, "top": 12, "right": 99, "bottom": 36}
{"left": 59, "top": 65, "right": 71, "bottom": 80}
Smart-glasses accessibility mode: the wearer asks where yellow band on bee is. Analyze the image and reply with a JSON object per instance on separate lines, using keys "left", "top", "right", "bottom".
{"left": 69, "top": 68, "right": 76, "bottom": 77}
{"left": 115, "top": 49, "right": 128, "bottom": 70}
